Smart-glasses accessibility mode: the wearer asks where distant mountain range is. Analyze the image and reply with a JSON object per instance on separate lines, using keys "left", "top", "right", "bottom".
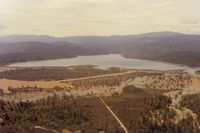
{"left": 0, "top": 31, "right": 200, "bottom": 66}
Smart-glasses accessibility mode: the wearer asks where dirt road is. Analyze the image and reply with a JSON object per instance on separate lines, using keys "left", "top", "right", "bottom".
{"left": 60, "top": 70, "right": 135, "bottom": 82}
{"left": 0, "top": 70, "right": 136, "bottom": 92}
{"left": 99, "top": 97, "right": 128, "bottom": 133}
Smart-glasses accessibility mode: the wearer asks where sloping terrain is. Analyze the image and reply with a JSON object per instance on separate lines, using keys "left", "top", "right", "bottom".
{"left": 1, "top": 32, "right": 200, "bottom": 66}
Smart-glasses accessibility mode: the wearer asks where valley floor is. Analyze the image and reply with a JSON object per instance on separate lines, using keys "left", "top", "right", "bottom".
{"left": 1, "top": 66, "right": 200, "bottom": 132}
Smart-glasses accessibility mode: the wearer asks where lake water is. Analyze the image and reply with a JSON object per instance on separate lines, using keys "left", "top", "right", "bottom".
{"left": 8, "top": 54, "right": 192, "bottom": 71}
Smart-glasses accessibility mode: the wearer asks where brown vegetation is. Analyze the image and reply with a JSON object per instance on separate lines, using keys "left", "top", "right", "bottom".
{"left": 0, "top": 67, "right": 122, "bottom": 81}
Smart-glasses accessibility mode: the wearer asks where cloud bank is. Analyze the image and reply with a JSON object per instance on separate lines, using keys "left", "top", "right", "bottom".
{"left": 0, "top": 0, "right": 200, "bottom": 36}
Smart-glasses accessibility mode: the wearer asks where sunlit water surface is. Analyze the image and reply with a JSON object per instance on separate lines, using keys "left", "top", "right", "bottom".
{"left": 8, "top": 54, "right": 196, "bottom": 72}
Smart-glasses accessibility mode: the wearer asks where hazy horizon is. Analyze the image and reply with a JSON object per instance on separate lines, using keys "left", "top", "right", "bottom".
{"left": 0, "top": 31, "right": 199, "bottom": 38}
{"left": 0, "top": 0, "right": 200, "bottom": 37}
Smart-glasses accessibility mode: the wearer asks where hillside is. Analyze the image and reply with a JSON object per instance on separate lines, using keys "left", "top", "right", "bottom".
{"left": 0, "top": 32, "right": 200, "bottom": 66}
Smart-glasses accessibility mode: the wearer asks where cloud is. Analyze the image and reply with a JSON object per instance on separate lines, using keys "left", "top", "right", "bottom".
{"left": 0, "top": 0, "right": 200, "bottom": 36}
{"left": 29, "top": 29, "right": 41, "bottom": 32}
{"left": 0, "top": 25, "right": 6, "bottom": 30}
{"left": 179, "top": 18, "right": 199, "bottom": 25}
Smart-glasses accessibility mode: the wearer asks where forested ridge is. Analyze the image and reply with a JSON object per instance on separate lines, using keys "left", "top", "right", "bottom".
{"left": 1, "top": 32, "right": 200, "bottom": 66}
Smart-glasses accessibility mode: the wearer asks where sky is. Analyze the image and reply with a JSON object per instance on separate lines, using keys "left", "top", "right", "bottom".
{"left": 0, "top": 0, "right": 200, "bottom": 36}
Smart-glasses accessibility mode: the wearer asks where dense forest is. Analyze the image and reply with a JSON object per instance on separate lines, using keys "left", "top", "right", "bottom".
{"left": 0, "top": 67, "right": 122, "bottom": 81}
{"left": 0, "top": 86, "right": 199, "bottom": 133}
{"left": 123, "top": 51, "right": 200, "bottom": 67}
{"left": 181, "top": 93, "right": 200, "bottom": 122}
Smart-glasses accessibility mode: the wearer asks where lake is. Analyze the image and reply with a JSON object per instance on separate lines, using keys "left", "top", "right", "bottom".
{"left": 8, "top": 54, "right": 192, "bottom": 71}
